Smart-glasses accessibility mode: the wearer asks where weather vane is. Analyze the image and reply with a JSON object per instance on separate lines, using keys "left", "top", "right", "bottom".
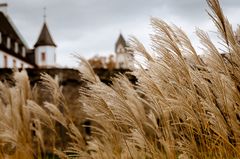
{"left": 43, "top": 7, "right": 47, "bottom": 22}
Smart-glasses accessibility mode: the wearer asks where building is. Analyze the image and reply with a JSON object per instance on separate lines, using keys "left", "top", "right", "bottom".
{"left": 88, "top": 34, "right": 134, "bottom": 70}
{"left": 87, "top": 34, "right": 134, "bottom": 70}
{"left": 0, "top": 3, "right": 57, "bottom": 68}
{"left": 0, "top": 3, "right": 133, "bottom": 70}
{"left": 115, "top": 33, "right": 134, "bottom": 69}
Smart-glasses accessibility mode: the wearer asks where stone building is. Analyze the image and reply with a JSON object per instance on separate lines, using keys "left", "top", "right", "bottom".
{"left": 0, "top": 3, "right": 57, "bottom": 68}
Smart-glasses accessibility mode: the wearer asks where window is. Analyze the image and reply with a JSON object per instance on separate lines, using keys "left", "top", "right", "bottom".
{"left": 13, "top": 59, "right": 16, "bottom": 67}
{"left": 4, "top": 55, "right": 7, "bottom": 68}
{"left": 119, "top": 62, "right": 124, "bottom": 68}
{"left": 22, "top": 47, "right": 26, "bottom": 57}
{"left": 6, "top": 37, "right": 11, "bottom": 49}
{"left": 14, "top": 42, "right": 18, "bottom": 53}
{"left": 117, "top": 46, "right": 122, "bottom": 53}
{"left": 120, "top": 48, "right": 124, "bottom": 53}
{"left": 41, "top": 52, "right": 46, "bottom": 62}
{"left": 117, "top": 45, "right": 125, "bottom": 53}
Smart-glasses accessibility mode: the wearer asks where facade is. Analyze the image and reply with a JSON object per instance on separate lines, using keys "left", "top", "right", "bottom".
{"left": 115, "top": 33, "right": 134, "bottom": 69}
{"left": 0, "top": 3, "right": 57, "bottom": 68}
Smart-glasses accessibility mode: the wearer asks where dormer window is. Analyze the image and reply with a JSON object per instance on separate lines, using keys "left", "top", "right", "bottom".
{"left": 22, "top": 47, "right": 26, "bottom": 57}
{"left": 6, "top": 37, "right": 11, "bottom": 49}
{"left": 0, "top": 32, "right": 2, "bottom": 44}
{"left": 14, "top": 42, "right": 19, "bottom": 53}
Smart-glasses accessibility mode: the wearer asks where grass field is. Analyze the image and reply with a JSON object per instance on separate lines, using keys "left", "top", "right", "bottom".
{"left": 0, "top": 0, "right": 240, "bottom": 158}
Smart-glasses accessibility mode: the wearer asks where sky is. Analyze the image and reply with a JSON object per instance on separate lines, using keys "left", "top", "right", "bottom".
{"left": 3, "top": 0, "right": 240, "bottom": 67}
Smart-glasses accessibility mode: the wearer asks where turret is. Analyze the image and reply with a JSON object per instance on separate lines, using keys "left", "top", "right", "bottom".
{"left": 34, "top": 22, "right": 56, "bottom": 67}
{"left": 115, "top": 33, "right": 127, "bottom": 54}
{"left": 115, "top": 33, "right": 133, "bottom": 69}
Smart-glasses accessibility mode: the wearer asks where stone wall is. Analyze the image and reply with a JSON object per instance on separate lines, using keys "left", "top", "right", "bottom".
{"left": 0, "top": 68, "right": 137, "bottom": 151}
{"left": 0, "top": 68, "right": 136, "bottom": 86}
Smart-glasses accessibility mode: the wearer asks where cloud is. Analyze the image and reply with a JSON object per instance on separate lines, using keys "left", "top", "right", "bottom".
{"left": 5, "top": 0, "right": 240, "bottom": 67}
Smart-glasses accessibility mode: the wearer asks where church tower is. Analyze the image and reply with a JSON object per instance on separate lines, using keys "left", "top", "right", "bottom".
{"left": 115, "top": 33, "right": 133, "bottom": 69}
{"left": 34, "top": 10, "right": 56, "bottom": 68}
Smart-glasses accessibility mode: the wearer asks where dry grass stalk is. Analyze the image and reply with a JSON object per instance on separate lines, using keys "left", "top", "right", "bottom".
{"left": 0, "top": 0, "right": 240, "bottom": 158}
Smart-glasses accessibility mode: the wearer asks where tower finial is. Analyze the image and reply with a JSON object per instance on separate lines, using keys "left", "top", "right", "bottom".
{"left": 0, "top": 2, "right": 8, "bottom": 15}
{"left": 43, "top": 7, "right": 46, "bottom": 22}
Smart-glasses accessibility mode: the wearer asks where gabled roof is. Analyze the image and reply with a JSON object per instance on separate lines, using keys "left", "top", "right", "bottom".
{"left": 0, "top": 11, "right": 26, "bottom": 46}
{"left": 34, "top": 22, "right": 56, "bottom": 47}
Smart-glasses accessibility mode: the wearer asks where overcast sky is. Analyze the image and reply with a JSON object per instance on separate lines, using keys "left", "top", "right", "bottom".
{"left": 4, "top": 0, "right": 240, "bottom": 67}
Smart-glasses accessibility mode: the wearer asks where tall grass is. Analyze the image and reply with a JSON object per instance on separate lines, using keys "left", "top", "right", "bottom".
{"left": 0, "top": 0, "right": 240, "bottom": 158}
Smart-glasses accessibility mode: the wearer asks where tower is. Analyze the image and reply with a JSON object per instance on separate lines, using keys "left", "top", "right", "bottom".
{"left": 115, "top": 33, "right": 133, "bottom": 69}
{"left": 34, "top": 9, "right": 56, "bottom": 68}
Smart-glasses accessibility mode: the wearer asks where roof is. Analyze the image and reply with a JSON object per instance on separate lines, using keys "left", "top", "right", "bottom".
{"left": 115, "top": 34, "right": 127, "bottom": 52}
{"left": 34, "top": 22, "right": 56, "bottom": 47}
{"left": 0, "top": 11, "right": 26, "bottom": 46}
{"left": 115, "top": 33, "right": 127, "bottom": 49}
{"left": 0, "top": 11, "right": 36, "bottom": 66}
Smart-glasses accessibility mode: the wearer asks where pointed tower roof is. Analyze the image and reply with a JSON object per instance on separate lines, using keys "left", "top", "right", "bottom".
{"left": 115, "top": 33, "right": 126, "bottom": 47}
{"left": 115, "top": 33, "right": 127, "bottom": 52}
{"left": 34, "top": 22, "right": 56, "bottom": 47}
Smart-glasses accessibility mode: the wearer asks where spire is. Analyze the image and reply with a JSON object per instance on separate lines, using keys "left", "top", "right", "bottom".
{"left": 34, "top": 22, "right": 56, "bottom": 47}
{"left": 115, "top": 33, "right": 127, "bottom": 52}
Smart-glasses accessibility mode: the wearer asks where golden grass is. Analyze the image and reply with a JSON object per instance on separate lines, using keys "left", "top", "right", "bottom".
{"left": 0, "top": 0, "right": 240, "bottom": 158}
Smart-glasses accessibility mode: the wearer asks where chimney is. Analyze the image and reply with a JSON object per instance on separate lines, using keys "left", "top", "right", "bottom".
{"left": 0, "top": 3, "right": 8, "bottom": 15}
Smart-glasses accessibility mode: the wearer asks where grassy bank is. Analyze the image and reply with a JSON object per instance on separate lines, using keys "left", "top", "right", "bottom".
{"left": 0, "top": 0, "right": 240, "bottom": 158}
